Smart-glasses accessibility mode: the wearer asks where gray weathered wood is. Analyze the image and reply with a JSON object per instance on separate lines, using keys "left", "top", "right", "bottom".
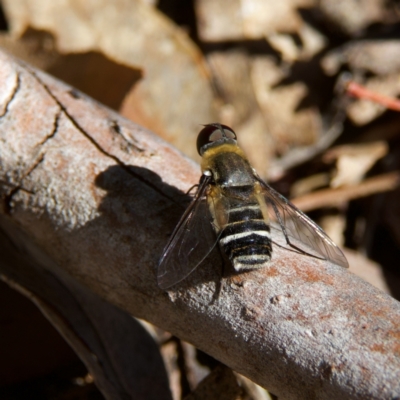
{"left": 1, "top": 51, "right": 399, "bottom": 399}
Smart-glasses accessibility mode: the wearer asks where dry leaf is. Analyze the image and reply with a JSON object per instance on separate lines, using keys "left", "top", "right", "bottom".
{"left": 325, "top": 141, "right": 388, "bottom": 187}
{"left": 195, "top": 0, "right": 325, "bottom": 61}
{"left": 318, "top": 0, "right": 395, "bottom": 36}
{"left": 184, "top": 365, "right": 243, "bottom": 400}
{"left": 195, "top": 0, "right": 315, "bottom": 41}
{"left": 251, "top": 56, "right": 321, "bottom": 154}
{"left": 322, "top": 40, "right": 400, "bottom": 77}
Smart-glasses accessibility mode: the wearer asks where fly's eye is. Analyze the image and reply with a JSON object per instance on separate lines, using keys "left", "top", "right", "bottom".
{"left": 196, "top": 124, "right": 237, "bottom": 155}
{"left": 219, "top": 124, "right": 236, "bottom": 139}
{"left": 196, "top": 125, "right": 219, "bottom": 154}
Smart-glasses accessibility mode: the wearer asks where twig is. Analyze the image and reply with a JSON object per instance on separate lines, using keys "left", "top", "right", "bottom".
{"left": 345, "top": 80, "right": 400, "bottom": 112}
{"left": 292, "top": 171, "right": 400, "bottom": 212}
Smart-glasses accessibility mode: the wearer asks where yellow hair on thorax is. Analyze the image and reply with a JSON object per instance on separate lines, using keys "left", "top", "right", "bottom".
{"left": 200, "top": 143, "right": 247, "bottom": 171}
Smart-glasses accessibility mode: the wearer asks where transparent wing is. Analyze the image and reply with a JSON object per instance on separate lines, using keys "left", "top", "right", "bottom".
{"left": 157, "top": 177, "right": 218, "bottom": 289}
{"left": 257, "top": 178, "right": 348, "bottom": 268}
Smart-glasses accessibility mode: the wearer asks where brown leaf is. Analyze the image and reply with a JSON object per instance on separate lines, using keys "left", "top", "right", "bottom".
{"left": 195, "top": 0, "right": 315, "bottom": 42}
{"left": 325, "top": 141, "right": 388, "bottom": 187}
{"left": 251, "top": 56, "right": 321, "bottom": 154}
{"left": 318, "top": 0, "right": 395, "bottom": 36}
{"left": 184, "top": 365, "right": 243, "bottom": 400}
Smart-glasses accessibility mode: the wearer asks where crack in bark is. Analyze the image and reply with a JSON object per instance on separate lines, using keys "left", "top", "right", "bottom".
{"left": 38, "top": 110, "right": 61, "bottom": 146}
{"left": 26, "top": 68, "right": 177, "bottom": 203}
{"left": 4, "top": 153, "right": 45, "bottom": 214}
{"left": 0, "top": 72, "right": 21, "bottom": 119}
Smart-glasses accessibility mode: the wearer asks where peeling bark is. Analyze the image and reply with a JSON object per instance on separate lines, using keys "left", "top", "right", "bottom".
{"left": 0, "top": 51, "right": 400, "bottom": 399}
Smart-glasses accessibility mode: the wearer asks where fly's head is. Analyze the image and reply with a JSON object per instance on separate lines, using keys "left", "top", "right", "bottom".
{"left": 197, "top": 123, "right": 237, "bottom": 156}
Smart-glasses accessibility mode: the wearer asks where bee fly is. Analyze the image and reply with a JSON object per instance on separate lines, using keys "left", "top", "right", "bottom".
{"left": 158, "top": 123, "right": 348, "bottom": 289}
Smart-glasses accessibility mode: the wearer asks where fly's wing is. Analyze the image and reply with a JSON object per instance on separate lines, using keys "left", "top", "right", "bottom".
{"left": 158, "top": 177, "right": 218, "bottom": 289}
{"left": 257, "top": 178, "right": 348, "bottom": 268}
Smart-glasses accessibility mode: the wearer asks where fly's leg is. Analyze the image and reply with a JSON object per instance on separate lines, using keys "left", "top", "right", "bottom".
{"left": 209, "top": 244, "right": 225, "bottom": 305}
{"left": 186, "top": 184, "right": 199, "bottom": 195}
{"left": 218, "top": 243, "right": 226, "bottom": 277}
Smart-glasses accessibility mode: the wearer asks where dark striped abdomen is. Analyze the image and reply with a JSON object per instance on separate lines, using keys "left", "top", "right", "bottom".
{"left": 219, "top": 199, "right": 272, "bottom": 271}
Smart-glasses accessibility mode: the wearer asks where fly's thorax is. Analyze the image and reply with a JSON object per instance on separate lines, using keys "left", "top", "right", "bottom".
{"left": 201, "top": 143, "right": 256, "bottom": 188}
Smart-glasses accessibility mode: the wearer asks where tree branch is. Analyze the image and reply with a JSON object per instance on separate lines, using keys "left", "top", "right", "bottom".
{"left": 1, "top": 51, "right": 399, "bottom": 399}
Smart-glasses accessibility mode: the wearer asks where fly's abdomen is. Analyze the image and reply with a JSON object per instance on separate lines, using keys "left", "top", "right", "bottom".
{"left": 219, "top": 202, "right": 272, "bottom": 271}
